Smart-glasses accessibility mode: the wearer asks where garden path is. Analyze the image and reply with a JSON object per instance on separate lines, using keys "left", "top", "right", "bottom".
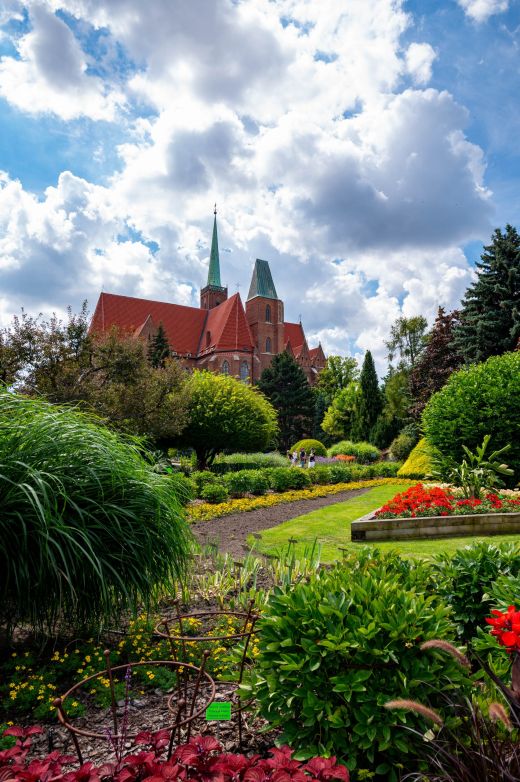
{"left": 191, "top": 487, "right": 370, "bottom": 558}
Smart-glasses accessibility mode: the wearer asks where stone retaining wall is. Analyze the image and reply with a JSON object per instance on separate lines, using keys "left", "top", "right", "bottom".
{"left": 351, "top": 511, "right": 520, "bottom": 542}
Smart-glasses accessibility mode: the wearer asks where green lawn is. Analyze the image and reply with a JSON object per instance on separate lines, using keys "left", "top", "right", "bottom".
{"left": 250, "top": 483, "right": 520, "bottom": 561}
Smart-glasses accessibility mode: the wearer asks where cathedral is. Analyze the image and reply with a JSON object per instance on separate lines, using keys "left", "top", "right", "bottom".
{"left": 90, "top": 212, "right": 326, "bottom": 384}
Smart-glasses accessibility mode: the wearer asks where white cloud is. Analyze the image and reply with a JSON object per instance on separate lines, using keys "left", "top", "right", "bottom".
{"left": 457, "top": 0, "right": 509, "bottom": 22}
{"left": 405, "top": 42, "right": 436, "bottom": 85}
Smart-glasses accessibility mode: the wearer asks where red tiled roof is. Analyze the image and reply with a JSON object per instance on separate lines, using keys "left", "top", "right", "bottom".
{"left": 205, "top": 293, "right": 254, "bottom": 351}
{"left": 309, "top": 346, "right": 324, "bottom": 360}
{"left": 284, "top": 322, "right": 305, "bottom": 350}
{"left": 90, "top": 292, "right": 207, "bottom": 355}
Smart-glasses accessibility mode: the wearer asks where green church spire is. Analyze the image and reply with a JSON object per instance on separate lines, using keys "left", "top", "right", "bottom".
{"left": 207, "top": 205, "right": 222, "bottom": 288}
{"left": 247, "top": 258, "right": 278, "bottom": 300}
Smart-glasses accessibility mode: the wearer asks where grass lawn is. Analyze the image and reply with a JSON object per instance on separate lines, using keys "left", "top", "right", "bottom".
{"left": 250, "top": 483, "right": 520, "bottom": 561}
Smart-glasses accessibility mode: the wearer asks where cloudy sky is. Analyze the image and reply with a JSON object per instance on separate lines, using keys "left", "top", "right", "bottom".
{"left": 0, "top": 0, "right": 519, "bottom": 369}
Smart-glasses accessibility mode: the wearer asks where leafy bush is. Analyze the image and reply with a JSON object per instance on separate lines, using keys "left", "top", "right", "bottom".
{"left": 434, "top": 434, "right": 515, "bottom": 499}
{"left": 291, "top": 439, "right": 328, "bottom": 457}
{"left": 0, "top": 392, "right": 191, "bottom": 635}
{"left": 422, "top": 351, "right": 520, "bottom": 484}
{"left": 168, "top": 473, "right": 196, "bottom": 504}
{"left": 268, "top": 467, "right": 312, "bottom": 491}
{"left": 200, "top": 483, "right": 229, "bottom": 504}
{"left": 191, "top": 470, "right": 218, "bottom": 496}
{"left": 252, "top": 557, "right": 470, "bottom": 779}
{"left": 328, "top": 440, "right": 381, "bottom": 463}
{"left": 432, "top": 542, "right": 520, "bottom": 642}
{"left": 223, "top": 469, "right": 269, "bottom": 497}
{"left": 397, "top": 438, "right": 434, "bottom": 478}
{"left": 389, "top": 433, "right": 416, "bottom": 461}
{"left": 307, "top": 462, "right": 400, "bottom": 486}
{"left": 211, "top": 452, "right": 287, "bottom": 473}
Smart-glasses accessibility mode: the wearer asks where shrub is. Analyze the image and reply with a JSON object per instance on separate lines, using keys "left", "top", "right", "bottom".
{"left": 252, "top": 557, "right": 470, "bottom": 779}
{"left": 422, "top": 351, "right": 520, "bottom": 483}
{"left": 307, "top": 465, "right": 333, "bottom": 485}
{"left": 168, "top": 473, "right": 196, "bottom": 505}
{"left": 211, "top": 452, "right": 287, "bottom": 474}
{"left": 389, "top": 433, "right": 416, "bottom": 461}
{"left": 200, "top": 483, "right": 229, "bottom": 504}
{"left": 397, "top": 438, "right": 434, "bottom": 478}
{"left": 0, "top": 392, "right": 191, "bottom": 635}
{"left": 191, "top": 470, "right": 218, "bottom": 496}
{"left": 223, "top": 469, "right": 269, "bottom": 497}
{"left": 432, "top": 542, "right": 520, "bottom": 642}
{"left": 328, "top": 440, "right": 381, "bottom": 463}
{"left": 291, "top": 439, "right": 328, "bottom": 457}
{"left": 268, "top": 467, "right": 311, "bottom": 491}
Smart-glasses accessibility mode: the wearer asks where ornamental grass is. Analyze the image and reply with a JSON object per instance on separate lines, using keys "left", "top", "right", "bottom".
{"left": 0, "top": 391, "right": 192, "bottom": 636}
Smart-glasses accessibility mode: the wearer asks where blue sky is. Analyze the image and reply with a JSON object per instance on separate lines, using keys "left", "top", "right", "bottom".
{"left": 0, "top": 0, "right": 518, "bottom": 368}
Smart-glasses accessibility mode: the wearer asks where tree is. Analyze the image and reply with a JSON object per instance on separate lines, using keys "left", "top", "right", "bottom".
{"left": 257, "top": 352, "right": 315, "bottom": 452}
{"left": 179, "top": 371, "right": 278, "bottom": 469}
{"left": 453, "top": 225, "right": 520, "bottom": 363}
{"left": 321, "top": 381, "right": 361, "bottom": 441}
{"left": 316, "top": 355, "right": 359, "bottom": 405}
{"left": 312, "top": 388, "right": 332, "bottom": 445}
{"left": 351, "top": 350, "right": 382, "bottom": 441}
{"left": 385, "top": 315, "right": 428, "bottom": 371}
{"left": 409, "top": 307, "right": 464, "bottom": 419}
{"left": 148, "top": 323, "right": 170, "bottom": 368}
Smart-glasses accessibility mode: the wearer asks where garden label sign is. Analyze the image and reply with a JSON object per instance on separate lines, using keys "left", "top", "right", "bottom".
{"left": 206, "top": 702, "right": 232, "bottom": 720}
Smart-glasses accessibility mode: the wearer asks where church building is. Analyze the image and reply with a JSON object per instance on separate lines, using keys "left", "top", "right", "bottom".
{"left": 90, "top": 212, "right": 326, "bottom": 384}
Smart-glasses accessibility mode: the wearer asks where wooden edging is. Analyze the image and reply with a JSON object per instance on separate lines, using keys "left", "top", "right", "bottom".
{"left": 351, "top": 511, "right": 520, "bottom": 542}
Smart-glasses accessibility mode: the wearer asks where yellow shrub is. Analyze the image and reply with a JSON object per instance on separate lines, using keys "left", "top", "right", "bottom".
{"left": 397, "top": 438, "right": 434, "bottom": 479}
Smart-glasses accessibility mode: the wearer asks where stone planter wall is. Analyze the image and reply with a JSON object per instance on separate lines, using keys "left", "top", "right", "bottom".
{"left": 350, "top": 511, "right": 520, "bottom": 542}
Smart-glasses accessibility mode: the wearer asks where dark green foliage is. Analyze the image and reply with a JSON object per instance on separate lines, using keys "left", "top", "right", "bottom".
{"left": 312, "top": 389, "right": 332, "bottom": 445}
{"left": 453, "top": 225, "right": 520, "bottom": 364}
{"left": 422, "top": 351, "right": 520, "bottom": 481}
{"left": 370, "top": 411, "right": 401, "bottom": 449}
{"left": 352, "top": 351, "right": 382, "bottom": 441}
{"left": 252, "top": 554, "right": 470, "bottom": 779}
{"left": 291, "top": 438, "right": 327, "bottom": 457}
{"left": 211, "top": 452, "right": 288, "bottom": 473}
{"left": 258, "top": 352, "right": 315, "bottom": 451}
{"left": 268, "top": 467, "right": 311, "bottom": 491}
{"left": 200, "top": 483, "right": 229, "bottom": 504}
{"left": 0, "top": 391, "right": 192, "bottom": 636}
{"left": 389, "top": 432, "right": 416, "bottom": 461}
{"left": 432, "top": 542, "right": 520, "bottom": 642}
{"left": 191, "top": 470, "right": 218, "bottom": 495}
{"left": 147, "top": 322, "right": 170, "bottom": 368}
{"left": 223, "top": 469, "right": 270, "bottom": 497}
{"left": 328, "top": 440, "right": 381, "bottom": 463}
{"left": 168, "top": 473, "right": 196, "bottom": 504}
{"left": 409, "top": 307, "right": 464, "bottom": 419}
{"left": 316, "top": 355, "right": 359, "bottom": 405}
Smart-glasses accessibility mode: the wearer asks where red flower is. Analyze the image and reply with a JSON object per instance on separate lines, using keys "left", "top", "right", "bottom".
{"left": 486, "top": 605, "right": 520, "bottom": 652}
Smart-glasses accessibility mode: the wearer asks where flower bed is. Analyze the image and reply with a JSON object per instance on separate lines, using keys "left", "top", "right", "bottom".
{"left": 375, "top": 484, "right": 520, "bottom": 519}
{"left": 187, "top": 479, "right": 414, "bottom": 522}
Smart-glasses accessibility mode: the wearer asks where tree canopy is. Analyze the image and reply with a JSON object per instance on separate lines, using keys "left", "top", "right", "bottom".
{"left": 321, "top": 381, "right": 361, "bottom": 441}
{"left": 385, "top": 315, "right": 428, "bottom": 371}
{"left": 352, "top": 350, "right": 382, "bottom": 441}
{"left": 316, "top": 355, "right": 359, "bottom": 405}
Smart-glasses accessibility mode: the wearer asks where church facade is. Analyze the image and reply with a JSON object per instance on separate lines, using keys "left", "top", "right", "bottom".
{"left": 90, "top": 213, "right": 326, "bottom": 385}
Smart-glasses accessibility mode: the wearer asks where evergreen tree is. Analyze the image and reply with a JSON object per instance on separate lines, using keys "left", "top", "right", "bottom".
{"left": 351, "top": 351, "right": 382, "bottom": 441}
{"left": 409, "top": 307, "right": 464, "bottom": 419}
{"left": 312, "top": 388, "right": 332, "bottom": 445}
{"left": 148, "top": 323, "right": 170, "bottom": 368}
{"left": 258, "top": 352, "right": 315, "bottom": 451}
{"left": 454, "top": 224, "right": 520, "bottom": 363}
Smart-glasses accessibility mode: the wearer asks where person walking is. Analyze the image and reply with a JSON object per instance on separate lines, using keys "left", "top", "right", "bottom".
{"left": 291, "top": 450, "right": 298, "bottom": 466}
{"left": 299, "top": 448, "right": 306, "bottom": 468}
{"left": 308, "top": 449, "right": 315, "bottom": 468}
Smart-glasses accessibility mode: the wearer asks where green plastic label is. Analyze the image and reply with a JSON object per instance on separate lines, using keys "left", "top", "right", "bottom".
{"left": 205, "top": 702, "right": 232, "bottom": 721}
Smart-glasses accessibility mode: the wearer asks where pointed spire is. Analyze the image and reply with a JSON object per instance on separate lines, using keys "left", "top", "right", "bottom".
{"left": 247, "top": 259, "right": 278, "bottom": 301}
{"left": 207, "top": 205, "right": 222, "bottom": 288}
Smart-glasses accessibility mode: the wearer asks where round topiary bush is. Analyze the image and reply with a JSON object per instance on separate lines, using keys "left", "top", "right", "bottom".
{"left": 328, "top": 440, "right": 381, "bottom": 463}
{"left": 389, "top": 432, "right": 416, "bottom": 461}
{"left": 422, "top": 351, "right": 520, "bottom": 481}
{"left": 0, "top": 391, "right": 192, "bottom": 636}
{"left": 291, "top": 438, "right": 328, "bottom": 457}
{"left": 200, "top": 482, "right": 229, "bottom": 504}
{"left": 253, "top": 555, "right": 470, "bottom": 779}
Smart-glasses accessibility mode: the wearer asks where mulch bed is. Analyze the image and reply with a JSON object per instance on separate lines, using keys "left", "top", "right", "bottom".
{"left": 191, "top": 488, "right": 370, "bottom": 558}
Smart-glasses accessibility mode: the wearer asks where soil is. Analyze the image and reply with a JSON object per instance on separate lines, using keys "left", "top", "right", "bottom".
{"left": 191, "top": 487, "right": 370, "bottom": 558}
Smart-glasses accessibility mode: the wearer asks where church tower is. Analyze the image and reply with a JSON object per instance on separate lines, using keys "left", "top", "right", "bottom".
{"left": 246, "top": 259, "right": 285, "bottom": 375}
{"left": 200, "top": 207, "right": 228, "bottom": 309}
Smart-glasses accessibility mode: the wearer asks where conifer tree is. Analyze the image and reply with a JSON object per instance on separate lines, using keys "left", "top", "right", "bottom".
{"left": 409, "top": 307, "right": 464, "bottom": 419}
{"left": 454, "top": 224, "right": 520, "bottom": 363}
{"left": 258, "top": 351, "right": 315, "bottom": 451}
{"left": 351, "top": 350, "right": 382, "bottom": 441}
{"left": 148, "top": 323, "right": 170, "bottom": 368}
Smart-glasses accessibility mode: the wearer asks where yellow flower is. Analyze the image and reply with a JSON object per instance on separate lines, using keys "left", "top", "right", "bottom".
{"left": 85, "top": 655, "right": 91, "bottom": 663}
{"left": 72, "top": 701, "right": 79, "bottom": 707}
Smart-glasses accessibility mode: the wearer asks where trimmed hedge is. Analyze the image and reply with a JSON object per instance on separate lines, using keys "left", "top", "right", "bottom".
{"left": 327, "top": 440, "right": 381, "bottom": 463}
{"left": 397, "top": 438, "right": 434, "bottom": 479}
{"left": 268, "top": 467, "right": 312, "bottom": 492}
{"left": 291, "top": 439, "right": 328, "bottom": 457}
{"left": 200, "top": 483, "right": 229, "bottom": 504}
{"left": 211, "top": 452, "right": 288, "bottom": 474}
{"left": 223, "top": 469, "right": 270, "bottom": 497}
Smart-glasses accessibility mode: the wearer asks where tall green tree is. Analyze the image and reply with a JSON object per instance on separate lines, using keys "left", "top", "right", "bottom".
{"left": 453, "top": 224, "right": 520, "bottom": 363}
{"left": 352, "top": 350, "right": 382, "bottom": 441}
{"left": 409, "top": 307, "right": 464, "bottom": 419}
{"left": 316, "top": 355, "right": 359, "bottom": 405}
{"left": 312, "top": 388, "right": 332, "bottom": 445}
{"left": 148, "top": 322, "right": 170, "bottom": 368}
{"left": 178, "top": 371, "right": 278, "bottom": 469}
{"left": 385, "top": 315, "right": 428, "bottom": 371}
{"left": 258, "top": 352, "right": 315, "bottom": 451}
{"left": 321, "top": 381, "right": 361, "bottom": 441}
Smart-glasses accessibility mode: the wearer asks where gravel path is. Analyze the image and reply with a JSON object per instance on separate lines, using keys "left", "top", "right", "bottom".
{"left": 191, "top": 487, "right": 370, "bottom": 558}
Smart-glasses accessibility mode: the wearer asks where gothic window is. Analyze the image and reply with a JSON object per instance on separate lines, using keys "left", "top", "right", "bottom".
{"left": 240, "top": 361, "right": 249, "bottom": 382}
{"left": 266, "top": 337, "right": 272, "bottom": 353}
{"left": 206, "top": 331, "right": 211, "bottom": 347}
{"left": 221, "top": 360, "right": 230, "bottom": 375}
{"left": 265, "top": 304, "right": 271, "bottom": 323}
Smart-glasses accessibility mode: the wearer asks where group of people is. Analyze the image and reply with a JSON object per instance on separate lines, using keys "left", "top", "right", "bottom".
{"left": 287, "top": 448, "right": 316, "bottom": 468}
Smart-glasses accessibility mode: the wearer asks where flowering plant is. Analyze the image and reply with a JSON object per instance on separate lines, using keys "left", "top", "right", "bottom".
{"left": 486, "top": 605, "right": 520, "bottom": 653}
{"left": 375, "top": 483, "right": 520, "bottom": 519}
